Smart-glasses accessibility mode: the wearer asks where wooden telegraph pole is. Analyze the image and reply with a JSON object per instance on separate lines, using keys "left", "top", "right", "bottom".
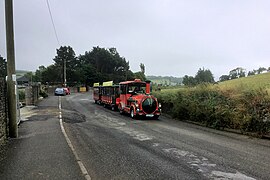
{"left": 64, "top": 59, "right": 66, "bottom": 87}
{"left": 5, "top": 0, "right": 18, "bottom": 138}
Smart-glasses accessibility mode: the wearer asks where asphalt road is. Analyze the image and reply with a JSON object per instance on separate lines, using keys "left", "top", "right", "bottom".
{"left": 56, "top": 92, "right": 270, "bottom": 180}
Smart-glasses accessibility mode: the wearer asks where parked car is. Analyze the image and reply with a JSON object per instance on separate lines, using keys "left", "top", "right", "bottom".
{"left": 54, "top": 88, "right": 66, "bottom": 96}
{"left": 63, "top": 87, "right": 71, "bottom": 95}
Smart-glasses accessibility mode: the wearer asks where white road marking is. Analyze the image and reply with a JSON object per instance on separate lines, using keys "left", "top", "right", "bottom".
{"left": 93, "top": 108, "right": 256, "bottom": 179}
{"left": 115, "top": 126, "right": 153, "bottom": 141}
{"left": 93, "top": 113, "right": 153, "bottom": 141}
{"left": 211, "top": 171, "right": 256, "bottom": 180}
{"left": 58, "top": 96, "right": 61, "bottom": 110}
{"left": 58, "top": 96, "right": 91, "bottom": 180}
{"left": 117, "top": 122, "right": 126, "bottom": 126}
{"left": 163, "top": 147, "right": 256, "bottom": 180}
{"left": 79, "top": 99, "right": 90, "bottom": 101}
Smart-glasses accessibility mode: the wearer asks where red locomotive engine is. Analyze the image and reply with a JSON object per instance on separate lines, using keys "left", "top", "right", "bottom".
{"left": 118, "top": 79, "right": 161, "bottom": 119}
{"left": 93, "top": 79, "right": 161, "bottom": 119}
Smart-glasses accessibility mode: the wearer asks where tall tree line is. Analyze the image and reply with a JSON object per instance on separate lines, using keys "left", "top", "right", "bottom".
{"left": 29, "top": 46, "right": 144, "bottom": 86}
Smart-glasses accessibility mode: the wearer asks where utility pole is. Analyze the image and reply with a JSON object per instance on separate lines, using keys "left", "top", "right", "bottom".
{"left": 5, "top": 0, "right": 18, "bottom": 138}
{"left": 63, "top": 59, "right": 66, "bottom": 87}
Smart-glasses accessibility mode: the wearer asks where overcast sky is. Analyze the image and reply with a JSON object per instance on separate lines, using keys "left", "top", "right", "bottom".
{"left": 1, "top": 0, "right": 270, "bottom": 79}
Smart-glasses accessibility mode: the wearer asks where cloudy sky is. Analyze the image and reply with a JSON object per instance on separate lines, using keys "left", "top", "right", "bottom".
{"left": 0, "top": 0, "right": 270, "bottom": 79}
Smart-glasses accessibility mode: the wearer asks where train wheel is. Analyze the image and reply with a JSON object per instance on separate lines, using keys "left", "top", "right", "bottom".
{"left": 111, "top": 106, "right": 115, "bottom": 111}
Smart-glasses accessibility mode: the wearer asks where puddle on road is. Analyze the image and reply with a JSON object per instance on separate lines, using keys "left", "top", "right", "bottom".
{"left": 62, "top": 109, "right": 86, "bottom": 124}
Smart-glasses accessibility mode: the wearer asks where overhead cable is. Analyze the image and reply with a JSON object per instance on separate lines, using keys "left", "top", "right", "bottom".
{"left": 46, "top": 0, "right": 60, "bottom": 46}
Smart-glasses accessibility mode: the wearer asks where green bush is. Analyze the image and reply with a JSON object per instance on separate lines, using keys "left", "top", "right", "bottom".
{"left": 237, "top": 88, "right": 270, "bottom": 135}
{"left": 18, "top": 89, "right": 25, "bottom": 101}
{"left": 154, "top": 84, "right": 270, "bottom": 136}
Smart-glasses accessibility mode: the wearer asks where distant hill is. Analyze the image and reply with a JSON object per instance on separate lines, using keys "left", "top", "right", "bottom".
{"left": 16, "top": 70, "right": 30, "bottom": 78}
{"left": 147, "top": 75, "right": 183, "bottom": 86}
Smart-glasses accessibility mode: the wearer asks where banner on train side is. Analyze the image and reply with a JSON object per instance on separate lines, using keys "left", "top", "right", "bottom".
{"left": 93, "top": 83, "right": 100, "bottom": 87}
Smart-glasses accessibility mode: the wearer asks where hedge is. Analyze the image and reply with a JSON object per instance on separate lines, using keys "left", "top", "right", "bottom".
{"left": 154, "top": 84, "right": 270, "bottom": 136}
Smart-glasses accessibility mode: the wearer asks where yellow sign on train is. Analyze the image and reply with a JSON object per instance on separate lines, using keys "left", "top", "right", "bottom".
{"left": 93, "top": 83, "right": 100, "bottom": 87}
{"left": 102, "top": 81, "right": 113, "bottom": 86}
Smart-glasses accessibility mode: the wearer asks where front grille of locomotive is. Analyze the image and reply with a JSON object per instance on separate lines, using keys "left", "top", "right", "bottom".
{"left": 142, "top": 97, "right": 157, "bottom": 114}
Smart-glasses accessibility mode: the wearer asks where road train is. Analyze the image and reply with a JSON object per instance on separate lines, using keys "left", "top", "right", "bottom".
{"left": 93, "top": 79, "right": 161, "bottom": 119}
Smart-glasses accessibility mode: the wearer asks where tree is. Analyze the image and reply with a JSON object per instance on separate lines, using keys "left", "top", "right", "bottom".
{"left": 195, "top": 68, "right": 215, "bottom": 84}
{"left": 229, "top": 69, "right": 238, "bottom": 79}
{"left": 41, "top": 64, "right": 61, "bottom": 84}
{"left": 229, "top": 67, "right": 245, "bottom": 79}
{"left": 34, "top": 65, "right": 46, "bottom": 82}
{"left": 238, "top": 68, "right": 246, "bottom": 77}
{"left": 134, "top": 72, "right": 146, "bottom": 81}
{"left": 257, "top": 67, "right": 267, "bottom": 74}
{"left": 134, "top": 63, "right": 146, "bottom": 81}
{"left": 53, "top": 46, "right": 78, "bottom": 84}
{"left": 0, "top": 55, "right": 7, "bottom": 78}
{"left": 219, "top": 75, "right": 230, "bottom": 82}
{"left": 24, "top": 72, "right": 33, "bottom": 83}
{"left": 78, "top": 46, "right": 132, "bottom": 85}
{"left": 247, "top": 70, "right": 256, "bottom": 76}
{"left": 140, "top": 63, "right": 145, "bottom": 74}
{"left": 182, "top": 75, "right": 196, "bottom": 86}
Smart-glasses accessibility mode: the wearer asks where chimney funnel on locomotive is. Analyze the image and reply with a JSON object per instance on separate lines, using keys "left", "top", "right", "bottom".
{"left": 145, "top": 80, "right": 151, "bottom": 94}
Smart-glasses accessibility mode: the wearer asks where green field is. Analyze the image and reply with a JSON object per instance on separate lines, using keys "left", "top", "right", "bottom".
{"left": 217, "top": 72, "right": 270, "bottom": 90}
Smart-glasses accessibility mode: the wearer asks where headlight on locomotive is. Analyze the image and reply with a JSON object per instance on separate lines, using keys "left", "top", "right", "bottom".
{"left": 142, "top": 97, "right": 158, "bottom": 114}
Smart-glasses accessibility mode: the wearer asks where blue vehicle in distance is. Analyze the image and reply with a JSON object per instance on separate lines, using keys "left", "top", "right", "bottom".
{"left": 54, "top": 88, "right": 66, "bottom": 96}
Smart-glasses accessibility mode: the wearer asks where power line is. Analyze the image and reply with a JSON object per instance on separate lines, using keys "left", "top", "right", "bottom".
{"left": 46, "top": 0, "right": 60, "bottom": 46}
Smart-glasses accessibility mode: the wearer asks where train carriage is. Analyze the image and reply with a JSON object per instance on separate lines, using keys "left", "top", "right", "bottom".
{"left": 101, "top": 84, "right": 120, "bottom": 110}
{"left": 93, "top": 83, "right": 101, "bottom": 104}
{"left": 94, "top": 81, "right": 120, "bottom": 110}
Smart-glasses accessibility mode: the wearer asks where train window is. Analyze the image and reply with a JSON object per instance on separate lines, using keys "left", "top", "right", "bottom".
{"left": 101, "top": 87, "right": 105, "bottom": 95}
{"left": 115, "top": 87, "right": 120, "bottom": 96}
{"left": 120, "top": 85, "right": 127, "bottom": 94}
{"left": 127, "top": 83, "right": 146, "bottom": 94}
